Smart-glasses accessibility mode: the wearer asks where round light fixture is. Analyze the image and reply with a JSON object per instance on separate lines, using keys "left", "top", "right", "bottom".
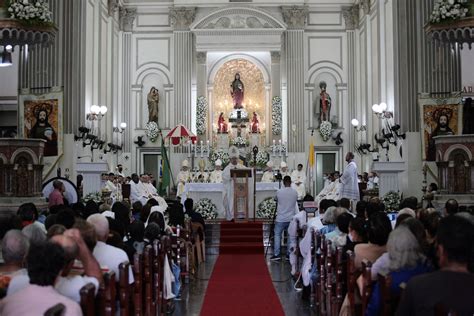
{"left": 379, "top": 102, "right": 387, "bottom": 111}
{"left": 90, "top": 105, "right": 100, "bottom": 114}
{"left": 120, "top": 122, "right": 127, "bottom": 129}
{"left": 351, "top": 118, "right": 359, "bottom": 127}
{"left": 99, "top": 105, "right": 108, "bottom": 114}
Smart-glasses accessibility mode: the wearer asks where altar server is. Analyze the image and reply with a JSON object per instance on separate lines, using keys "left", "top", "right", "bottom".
{"left": 177, "top": 160, "right": 191, "bottom": 197}
{"left": 291, "top": 164, "right": 307, "bottom": 200}
{"left": 222, "top": 146, "right": 245, "bottom": 221}
{"left": 340, "top": 152, "right": 360, "bottom": 204}
{"left": 261, "top": 161, "right": 275, "bottom": 183}
{"left": 209, "top": 159, "right": 223, "bottom": 183}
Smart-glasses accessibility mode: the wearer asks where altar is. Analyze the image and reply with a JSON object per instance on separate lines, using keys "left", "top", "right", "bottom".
{"left": 181, "top": 180, "right": 281, "bottom": 219}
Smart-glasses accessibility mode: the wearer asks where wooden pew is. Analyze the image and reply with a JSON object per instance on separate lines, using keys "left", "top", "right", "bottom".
{"left": 312, "top": 230, "right": 322, "bottom": 313}
{"left": 97, "top": 271, "right": 116, "bottom": 316}
{"left": 325, "top": 239, "right": 334, "bottom": 316}
{"left": 331, "top": 246, "right": 344, "bottom": 316}
{"left": 119, "top": 262, "right": 131, "bottom": 316}
{"left": 153, "top": 240, "right": 162, "bottom": 315}
{"left": 143, "top": 246, "right": 156, "bottom": 316}
{"left": 360, "top": 259, "right": 373, "bottom": 315}
{"left": 133, "top": 253, "right": 143, "bottom": 316}
{"left": 159, "top": 235, "right": 173, "bottom": 315}
{"left": 79, "top": 283, "right": 96, "bottom": 316}
{"left": 346, "top": 250, "right": 358, "bottom": 316}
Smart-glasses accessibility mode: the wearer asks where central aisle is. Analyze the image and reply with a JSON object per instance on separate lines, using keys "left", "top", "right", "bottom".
{"left": 200, "top": 222, "right": 285, "bottom": 316}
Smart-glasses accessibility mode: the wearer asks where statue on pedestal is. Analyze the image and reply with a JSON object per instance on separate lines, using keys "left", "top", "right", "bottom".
{"left": 230, "top": 73, "right": 244, "bottom": 109}
{"left": 218, "top": 112, "right": 228, "bottom": 133}
{"left": 251, "top": 112, "right": 260, "bottom": 133}
{"left": 147, "top": 87, "right": 159, "bottom": 123}
{"left": 318, "top": 81, "right": 331, "bottom": 122}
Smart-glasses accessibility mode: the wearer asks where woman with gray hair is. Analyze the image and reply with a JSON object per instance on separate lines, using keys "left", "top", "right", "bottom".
{"left": 365, "top": 226, "right": 431, "bottom": 316}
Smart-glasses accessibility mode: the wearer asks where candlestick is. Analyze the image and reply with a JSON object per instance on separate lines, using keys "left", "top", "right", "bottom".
{"left": 272, "top": 139, "right": 276, "bottom": 156}
{"left": 279, "top": 139, "right": 282, "bottom": 156}
{"left": 200, "top": 140, "right": 203, "bottom": 157}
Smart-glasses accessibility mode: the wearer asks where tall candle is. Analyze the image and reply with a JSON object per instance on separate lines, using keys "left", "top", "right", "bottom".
{"left": 273, "top": 139, "right": 276, "bottom": 155}
{"left": 200, "top": 140, "right": 203, "bottom": 157}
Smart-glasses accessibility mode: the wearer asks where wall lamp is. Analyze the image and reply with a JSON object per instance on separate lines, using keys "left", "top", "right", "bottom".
{"left": 104, "top": 143, "right": 122, "bottom": 154}
{"left": 351, "top": 118, "right": 367, "bottom": 132}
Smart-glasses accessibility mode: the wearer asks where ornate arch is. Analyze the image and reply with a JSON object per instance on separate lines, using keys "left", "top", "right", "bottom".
{"left": 10, "top": 147, "right": 39, "bottom": 165}
{"left": 444, "top": 144, "right": 472, "bottom": 161}
{"left": 208, "top": 53, "right": 271, "bottom": 85}
{"left": 307, "top": 62, "right": 344, "bottom": 84}
{"left": 135, "top": 63, "right": 171, "bottom": 85}
{"left": 0, "top": 153, "right": 7, "bottom": 164}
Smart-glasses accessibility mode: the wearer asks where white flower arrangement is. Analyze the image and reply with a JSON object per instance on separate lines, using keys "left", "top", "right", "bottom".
{"left": 7, "top": 0, "right": 53, "bottom": 25}
{"left": 319, "top": 121, "right": 333, "bottom": 142}
{"left": 194, "top": 198, "right": 218, "bottom": 220}
{"left": 382, "top": 191, "right": 401, "bottom": 212}
{"left": 270, "top": 144, "right": 287, "bottom": 155}
{"left": 257, "top": 197, "right": 277, "bottom": 219}
{"left": 196, "top": 96, "right": 207, "bottom": 135}
{"left": 210, "top": 148, "right": 230, "bottom": 168}
{"left": 272, "top": 96, "right": 282, "bottom": 135}
{"left": 430, "top": 0, "right": 469, "bottom": 24}
{"left": 232, "top": 136, "right": 248, "bottom": 147}
{"left": 83, "top": 191, "right": 102, "bottom": 203}
{"left": 255, "top": 150, "right": 269, "bottom": 169}
{"left": 145, "top": 121, "right": 159, "bottom": 142}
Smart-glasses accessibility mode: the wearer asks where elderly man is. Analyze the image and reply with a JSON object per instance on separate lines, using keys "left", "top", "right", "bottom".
{"left": 0, "top": 230, "right": 29, "bottom": 279}
{"left": 209, "top": 159, "right": 223, "bottom": 183}
{"left": 261, "top": 161, "right": 275, "bottom": 183}
{"left": 177, "top": 160, "right": 191, "bottom": 197}
{"left": 87, "top": 214, "right": 134, "bottom": 283}
{"left": 280, "top": 161, "right": 291, "bottom": 178}
{"left": 48, "top": 180, "right": 65, "bottom": 208}
{"left": 291, "top": 163, "right": 306, "bottom": 200}
{"left": 0, "top": 242, "right": 82, "bottom": 316}
{"left": 222, "top": 146, "right": 245, "bottom": 221}
{"left": 340, "top": 152, "right": 360, "bottom": 205}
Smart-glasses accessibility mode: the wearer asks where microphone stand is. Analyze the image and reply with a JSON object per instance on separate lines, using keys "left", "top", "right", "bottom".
{"left": 265, "top": 171, "right": 282, "bottom": 258}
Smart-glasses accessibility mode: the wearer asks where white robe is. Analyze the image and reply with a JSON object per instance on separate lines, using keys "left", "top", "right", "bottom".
{"left": 288, "top": 211, "right": 308, "bottom": 275}
{"left": 299, "top": 216, "right": 324, "bottom": 286}
{"left": 176, "top": 170, "right": 190, "bottom": 197}
{"left": 291, "top": 170, "right": 307, "bottom": 199}
{"left": 340, "top": 161, "right": 360, "bottom": 202}
{"left": 129, "top": 181, "right": 142, "bottom": 204}
{"left": 261, "top": 171, "right": 274, "bottom": 183}
{"left": 315, "top": 181, "right": 342, "bottom": 206}
{"left": 222, "top": 162, "right": 245, "bottom": 220}
{"left": 209, "top": 170, "right": 223, "bottom": 183}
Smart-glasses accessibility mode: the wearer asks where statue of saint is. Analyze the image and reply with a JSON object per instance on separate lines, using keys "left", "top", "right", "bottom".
{"left": 230, "top": 73, "right": 244, "bottom": 109}
{"left": 251, "top": 112, "right": 259, "bottom": 133}
{"left": 147, "top": 87, "right": 159, "bottom": 123}
{"left": 218, "top": 112, "right": 228, "bottom": 133}
{"left": 318, "top": 81, "right": 331, "bottom": 122}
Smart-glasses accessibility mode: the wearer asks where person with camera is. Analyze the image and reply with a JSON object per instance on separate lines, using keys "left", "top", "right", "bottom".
{"left": 270, "top": 176, "right": 298, "bottom": 261}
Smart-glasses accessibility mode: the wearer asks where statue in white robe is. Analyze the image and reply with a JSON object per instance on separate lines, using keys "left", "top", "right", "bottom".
{"left": 291, "top": 164, "right": 306, "bottom": 200}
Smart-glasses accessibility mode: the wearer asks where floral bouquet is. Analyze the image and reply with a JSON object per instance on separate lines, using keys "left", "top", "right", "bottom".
{"left": 257, "top": 197, "right": 277, "bottom": 219}
{"left": 83, "top": 191, "right": 102, "bottom": 203}
{"left": 272, "top": 96, "right": 282, "bottom": 135}
{"left": 6, "top": 0, "right": 53, "bottom": 25}
{"left": 145, "top": 121, "right": 159, "bottom": 142}
{"left": 255, "top": 150, "right": 269, "bottom": 169}
{"left": 319, "top": 121, "right": 333, "bottom": 142}
{"left": 430, "top": 0, "right": 469, "bottom": 23}
{"left": 210, "top": 148, "right": 230, "bottom": 168}
{"left": 194, "top": 198, "right": 218, "bottom": 220}
{"left": 232, "top": 136, "right": 248, "bottom": 147}
{"left": 196, "top": 96, "right": 207, "bottom": 135}
{"left": 382, "top": 191, "right": 401, "bottom": 212}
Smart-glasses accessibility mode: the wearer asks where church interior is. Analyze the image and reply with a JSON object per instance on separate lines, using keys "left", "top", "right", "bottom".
{"left": 0, "top": 0, "right": 474, "bottom": 315}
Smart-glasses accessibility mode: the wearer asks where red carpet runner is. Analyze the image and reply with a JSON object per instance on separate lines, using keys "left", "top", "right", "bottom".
{"left": 200, "top": 222, "right": 284, "bottom": 316}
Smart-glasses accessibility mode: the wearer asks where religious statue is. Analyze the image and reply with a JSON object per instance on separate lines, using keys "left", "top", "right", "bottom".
{"left": 230, "top": 73, "right": 244, "bottom": 109}
{"left": 426, "top": 109, "right": 454, "bottom": 161}
{"left": 318, "top": 81, "right": 331, "bottom": 122}
{"left": 147, "top": 87, "right": 159, "bottom": 123}
{"left": 14, "top": 157, "right": 29, "bottom": 196}
{"left": 218, "top": 112, "right": 228, "bottom": 133}
{"left": 251, "top": 112, "right": 260, "bottom": 133}
{"left": 26, "top": 103, "right": 58, "bottom": 157}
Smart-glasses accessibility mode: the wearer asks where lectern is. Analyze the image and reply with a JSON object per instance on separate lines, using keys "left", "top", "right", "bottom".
{"left": 231, "top": 168, "right": 252, "bottom": 221}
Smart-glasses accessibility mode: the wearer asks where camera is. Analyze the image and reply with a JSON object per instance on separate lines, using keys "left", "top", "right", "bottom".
{"left": 274, "top": 170, "right": 282, "bottom": 181}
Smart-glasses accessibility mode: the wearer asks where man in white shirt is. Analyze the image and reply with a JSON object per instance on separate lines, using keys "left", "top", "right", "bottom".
{"left": 103, "top": 172, "right": 117, "bottom": 192}
{"left": 291, "top": 163, "right": 307, "bottom": 200}
{"left": 261, "top": 161, "right": 275, "bottom": 183}
{"left": 340, "top": 152, "right": 360, "bottom": 205}
{"left": 280, "top": 161, "right": 291, "bottom": 178}
{"left": 367, "top": 171, "right": 379, "bottom": 190}
{"left": 209, "top": 159, "right": 223, "bottom": 183}
{"left": 177, "top": 160, "right": 191, "bottom": 197}
{"left": 116, "top": 164, "right": 126, "bottom": 177}
{"left": 270, "top": 176, "right": 298, "bottom": 261}
{"left": 222, "top": 146, "right": 245, "bottom": 221}
{"left": 87, "top": 214, "right": 134, "bottom": 284}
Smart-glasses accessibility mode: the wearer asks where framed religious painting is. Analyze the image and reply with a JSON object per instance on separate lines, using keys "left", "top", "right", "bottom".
{"left": 418, "top": 92, "right": 462, "bottom": 161}
{"left": 18, "top": 88, "right": 63, "bottom": 178}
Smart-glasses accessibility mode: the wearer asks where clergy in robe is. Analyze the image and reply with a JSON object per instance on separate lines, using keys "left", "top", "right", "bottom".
{"left": 222, "top": 146, "right": 245, "bottom": 221}
{"left": 261, "top": 161, "right": 275, "bottom": 183}
{"left": 176, "top": 160, "right": 191, "bottom": 197}
{"left": 280, "top": 161, "right": 291, "bottom": 178}
{"left": 291, "top": 163, "right": 306, "bottom": 200}
{"left": 340, "top": 152, "right": 360, "bottom": 204}
{"left": 209, "top": 159, "right": 223, "bottom": 183}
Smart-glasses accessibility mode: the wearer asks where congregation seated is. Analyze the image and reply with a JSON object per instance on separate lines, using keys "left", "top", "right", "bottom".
{"left": 0, "top": 242, "right": 82, "bottom": 315}
{"left": 0, "top": 230, "right": 29, "bottom": 295}
{"left": 325, "top": 211, "right": 352, "bottom": 250}
{"left": 184, "top": 199, "right": 206, "bottom": 230}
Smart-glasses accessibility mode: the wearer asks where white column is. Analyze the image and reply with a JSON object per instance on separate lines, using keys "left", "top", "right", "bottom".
{"left": 305, "top": 83, "right": 316, "bottom": 130}
{"left": 131, "top": 84, "right": 143, "bottom": 129}
{"left": 164, "top": 84, "right": 174, "bottom": 129}
{"left": 170, "top": 7, "right": 196, "bottom": 128}
{"left": 282, "top": 6, "right": 308, "bottom": 153}
{"left": 265, "top": 84, "right": 271, "bottom": 145}
{"left": 207, "top": 86, "right": 214, "bottom": 144}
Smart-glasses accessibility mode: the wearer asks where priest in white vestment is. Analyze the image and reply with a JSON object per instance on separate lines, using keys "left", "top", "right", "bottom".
{"left": 340, "top": 152, "right": 360, "bottom": 204}
{"left": 193, "top": 160, "right": 209, "bottom": 183}
{"left": 222, "top": 146, "right": 245, "bottom": 221}
{"left": 261, "top": 161, "right": 274, "bottom": 183}
{"left": 209, "top": 159, "right": 223, "bottom": 183}
{"left": 291, "top": 164, "right": 306, "bottom": 200}
{"left": 176, "top": 160, "right": 191, "bottom": 197}
{"left": 280, "top": 161, "right": 291, "bottom": 178}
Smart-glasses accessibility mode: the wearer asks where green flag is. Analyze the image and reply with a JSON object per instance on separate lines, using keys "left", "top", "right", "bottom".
{"left": 159, "top": 139, "right": 171, "bottom": 196}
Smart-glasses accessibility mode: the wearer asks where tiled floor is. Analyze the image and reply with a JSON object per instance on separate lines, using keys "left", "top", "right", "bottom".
{"left": 174, "top": 223, "right": 316, "bottom": 316}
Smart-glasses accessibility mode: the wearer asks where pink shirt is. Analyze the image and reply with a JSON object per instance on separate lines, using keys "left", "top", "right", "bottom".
{"left": 0, "top": 284, "right": 82, "bottom": 316}
{"left": 48, "top": 189, "right": 64, "bottom": 208}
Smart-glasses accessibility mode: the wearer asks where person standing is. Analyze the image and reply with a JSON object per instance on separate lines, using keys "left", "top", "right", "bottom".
{"left": 270, "top": 176, "right": 298, "bottom": 261}
{"left": 48, "top": 180, "right": 65, "bottom": 208}
{"left": 340, "top": 152, "right": 360, "bottom": 205}
{"left": 291, "top": 163, "right": 306, "bottom": 200}
{"left": 222, "top": 146, "right": 244, "bottom": 221}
